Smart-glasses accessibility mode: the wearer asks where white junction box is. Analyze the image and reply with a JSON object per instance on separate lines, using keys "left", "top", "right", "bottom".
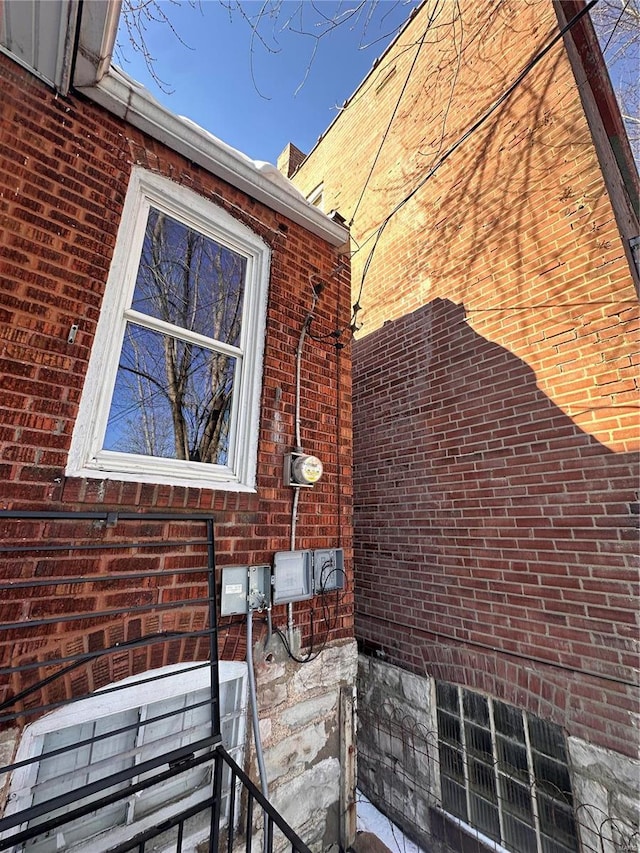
{"left": 220, "top": 565, "right": 271, "bottom": 615}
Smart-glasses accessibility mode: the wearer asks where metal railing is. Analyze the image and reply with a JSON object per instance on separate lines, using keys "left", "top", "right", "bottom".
{"left": 0, "top": 744, "right": 311, "bottom": 853}
{"left": 0, "top": 510, "right": 311, "bottom": 853}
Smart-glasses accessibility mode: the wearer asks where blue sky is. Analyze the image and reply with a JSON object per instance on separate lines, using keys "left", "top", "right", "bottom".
{"left": 115, "top": 0, "right": 419, "bottom": 164}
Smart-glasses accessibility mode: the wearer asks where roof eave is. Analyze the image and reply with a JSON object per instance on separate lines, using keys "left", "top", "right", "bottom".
{"left": 73, "top": 2, "right": 348, "bottom": 248}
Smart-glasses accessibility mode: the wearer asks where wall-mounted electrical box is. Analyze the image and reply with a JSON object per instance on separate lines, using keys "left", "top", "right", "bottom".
{"left": 220, "top": 565, "right": 271, "bottom": 615}
{"left": 313, "top": 548, "right": 345, "bottom": 593}
{"left": 272, "top": 550, "right": 313, "bottom": 604}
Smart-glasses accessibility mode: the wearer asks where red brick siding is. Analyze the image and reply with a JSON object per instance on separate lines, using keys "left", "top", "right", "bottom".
{"left": 0, "top": 53, "right": 353, "bottom": 710}
{"left": 292, "top": 0, "right": 639, "bottom": 757}
{"left": 0, "top": 515, "right": 216, "bottom": 716}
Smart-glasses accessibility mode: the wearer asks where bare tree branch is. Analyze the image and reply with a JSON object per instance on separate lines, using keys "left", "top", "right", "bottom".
{"left": 118, "top": 0, "right": 419, "bottom": 99}
{"left": 116, "top": 0, "right": 201, "bottom": 93}
{"left": 591, "top": 0, "right": 640, "bottom": 162}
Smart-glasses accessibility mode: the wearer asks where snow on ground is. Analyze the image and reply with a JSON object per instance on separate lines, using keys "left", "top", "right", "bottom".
{"left": 356, "top": 791, "right": 427, "bottom": 853}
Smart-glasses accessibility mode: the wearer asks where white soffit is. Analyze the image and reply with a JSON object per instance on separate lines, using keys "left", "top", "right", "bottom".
{"left": 0, "top": 0, "right": 79, "bottom": 92}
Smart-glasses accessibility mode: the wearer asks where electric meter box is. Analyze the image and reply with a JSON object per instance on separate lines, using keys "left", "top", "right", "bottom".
{"left": 284, "top": 452, "right": 323, "bottom": 487}
{"left": 220, "top": 565, "right": 271, "bottom": 615}
{"left": 313, "top": 548, "right": 345, "bottom": 593}
{"left": 272, "top": 551, "right": 313, "bottom": 604}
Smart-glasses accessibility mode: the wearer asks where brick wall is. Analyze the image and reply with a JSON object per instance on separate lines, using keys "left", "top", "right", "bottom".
{"left": 292, "top": 0, "right": 639, "bottom": 758}
{"left": 354, "top": 299, "right": 638, "bottom": 758}
{"left": 0, "top": 53, "right": 354, "bottom": 709}
{"left": 294, "top": 0, "right": 638, "bottom": 453}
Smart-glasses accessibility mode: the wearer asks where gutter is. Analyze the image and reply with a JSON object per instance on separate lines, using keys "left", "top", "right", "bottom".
{"left": 73, "top": 2, "right": 348, "bottom": 248}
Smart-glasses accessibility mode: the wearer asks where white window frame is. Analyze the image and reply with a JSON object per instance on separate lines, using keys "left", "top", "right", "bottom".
{"left": 66, "top": 167, "right": 270, "bottom": 491}
{"left": 3, "top": 661, "right": 248, "bottom": 853}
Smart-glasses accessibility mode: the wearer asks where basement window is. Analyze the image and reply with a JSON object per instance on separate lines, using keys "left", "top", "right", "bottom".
{"left": 66, "top": 167, "right": 270, "bottom": 492}
{"left": 4, "top": 662, "right": 247, "bottom": 853}
{"left": 436, "top": 682, "right": 579, "bottom": 853}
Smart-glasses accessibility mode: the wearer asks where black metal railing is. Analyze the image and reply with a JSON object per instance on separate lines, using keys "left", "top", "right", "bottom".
{"left": 0, "top": 510, "right": 311, "bottom": 853}
{"left": 0, "top": 744, "right": 311, "bottom": 853}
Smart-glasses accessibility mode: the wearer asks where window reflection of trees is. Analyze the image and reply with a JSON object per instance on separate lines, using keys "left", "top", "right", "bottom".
{"left": 105, "top": 209, "right": 246, "bottom": 464}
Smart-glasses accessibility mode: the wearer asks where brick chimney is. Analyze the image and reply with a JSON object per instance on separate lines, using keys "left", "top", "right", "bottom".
{"left": 277, "top": 142, "right": 307, "bottom": 178}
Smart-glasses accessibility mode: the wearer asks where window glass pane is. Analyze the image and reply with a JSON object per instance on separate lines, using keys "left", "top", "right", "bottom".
{"left": 34, "top": 711, "right": 138, "bottom": 799}
{"left": 468, "top": 757, "right": 497, "bottom": 805}
{"left": 465, "top": 722, "right": 492, "bottom": 761}
{"left": 469, "top": 793, "right": 500, "bottom": 841}
{"left": 436, "top": 681, "right": 459, "bottom": 713}
{"left": 439, "top": 742, "right": 465, "bottom": 783}
{"left": 437, "top": 709, "right": 461, "bottom": 746}
{"left": 220, "top": 676, "right": 242, "bottom": 719}
{"left": 500, "top": 775, "right": 534, "bottom": 825}
{"left": 494, "top": 701, "right": 525, "bottom": 741}
{"left": 532, "top": 753, "right": 573, "bottom": 801}
{"left": 34, "top": 724, "right": 94, "bottom": 796}
{"left": 528, "top": 715, "right": 568, "bottom": 761}
{"left": 220, "top": 677, "right": 244, "bottom": 756}
{"left": 463, "top": 690, "right": 489, "bottom": 726}
{"left": 135, "top": 690, "right": 212, "bottom": 818}
{"left": 441, "top": 777, "right": 468, "bottom": 822}
{"left": 496, "top": 734, "right": 529, "bottom": 781}
{"left": 538, "top": 795, "right": 580, "bottom": 852}
{"left": 104, "top": 323, "right": 236, "bottom": 464}
{"left": 133, "top": 208, "right": 246, "bottom": 346}
{"left": 541, "top": 835, "right": 580, "bottom": 853}
{"left": 504, "top": 814, "right": 537, "bottom": 851}
{"left": 29, "top": 713, "right": 139, "bottom": 850}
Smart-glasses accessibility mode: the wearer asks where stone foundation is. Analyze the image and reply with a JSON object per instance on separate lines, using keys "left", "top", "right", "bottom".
{"left": 254, "top": 637, "right": 358, "bottom": 851}
{"left": 357, "top": 654, "right": 640, "bottom": 853}
{"left": 356, "top": 655, "right": 439, "bottom": 850}
{"left": 568, "top": 738, "right": 640, "bottom": 853}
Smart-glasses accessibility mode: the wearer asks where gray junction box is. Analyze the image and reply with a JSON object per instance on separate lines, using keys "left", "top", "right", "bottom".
{"left": 220, "top": 565, "right": 271, "bottom": 615}
{"left": 313, "top": 548, "right": 345, "bottom": 593}
{"left": 272, "top": 551, "right": 313, "bottom": 604}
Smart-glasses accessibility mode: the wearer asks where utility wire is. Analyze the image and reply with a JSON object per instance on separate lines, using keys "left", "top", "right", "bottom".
{"left": 601, "top": 0, "right": 631, "bottom": 54}
{"left": 348, "top": 0, "right": 445, "bottom": 227}
{"left": 350, "top": 0, "right": 599, "bottom": 328}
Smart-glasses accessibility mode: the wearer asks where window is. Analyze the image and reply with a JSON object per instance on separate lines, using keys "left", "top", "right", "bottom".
{"left": 4, "top": 662, "right": 247, "bottom": 853}
{"left": 436, "top": 682, "right": 579, "bottom": 853}
{"left": 66, "top": 168, "right": 270, "bottom": 490}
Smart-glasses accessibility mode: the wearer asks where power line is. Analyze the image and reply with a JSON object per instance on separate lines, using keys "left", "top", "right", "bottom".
{"left": 601, "top": 0, "right": 632, "bottom": 53}
{"left": 348, "top": 0, "right": 446, "bottom": 227}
